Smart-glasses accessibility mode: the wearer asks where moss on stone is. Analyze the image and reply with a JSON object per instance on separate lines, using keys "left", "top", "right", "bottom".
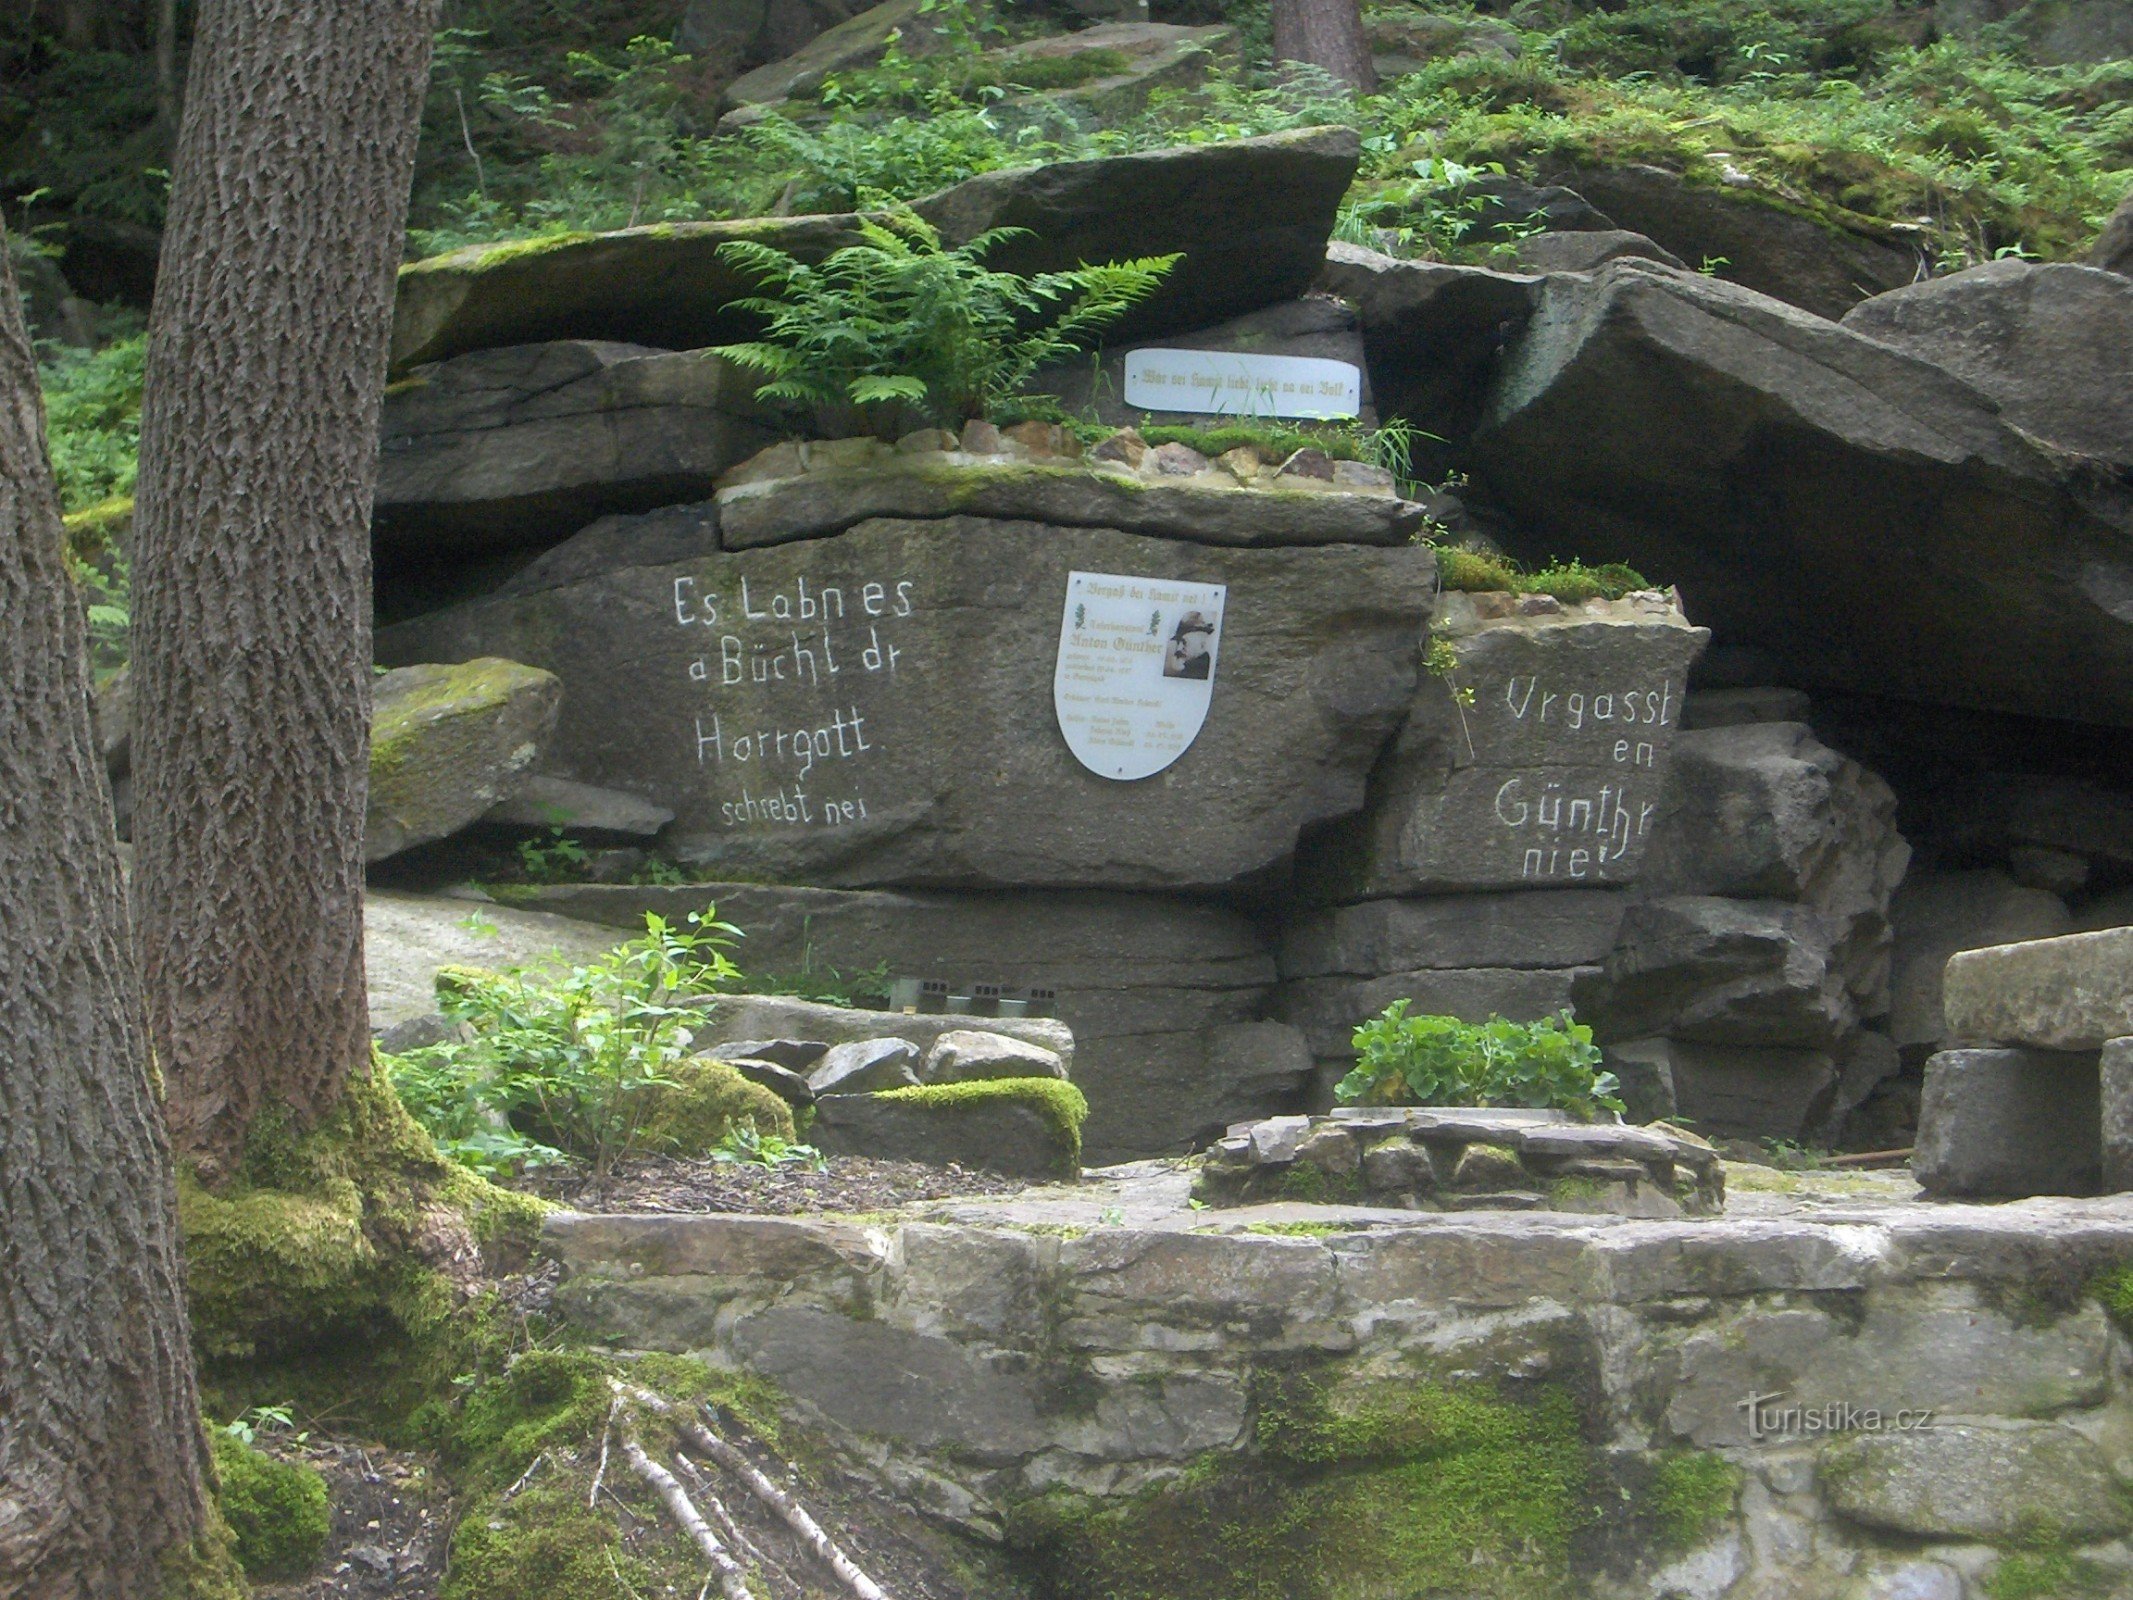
{"left": 397, "top": 230, "right": 601, "bottom": 282}
{"left": 61, "top": 492, "right": 134, "bottom": 561}
{"left": 1985, "top": 1547, "right": 2115, "bottom": 1600}
{"left": 1648, "top": 1451, "right": 1741, "bottom": 1551}
{"left": 181, "top": 1057, "right": 547, "bottom": 1427}
{"left": 2090, "top": 1264, "right": 2133, "bottom": 1328}
{"left": 637, "top": 1055, "right": 796, "bottom": 1155}
{"left": 208, "top": 1430, "right": 329, "bottom": 1581}
{"left": 1011, "top": 1371, "right": 1589, "bottom": 1600}
{"left": 369, "top": 657, "right": 554, "bottom": 792}
{"left": 871, "top": 1077, "right": 1090, "bottom": 1166}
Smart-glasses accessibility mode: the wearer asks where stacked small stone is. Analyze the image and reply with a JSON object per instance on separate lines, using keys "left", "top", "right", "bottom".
{"left": 1192, "top": 1107, "right": 1724, "bottom": 1216}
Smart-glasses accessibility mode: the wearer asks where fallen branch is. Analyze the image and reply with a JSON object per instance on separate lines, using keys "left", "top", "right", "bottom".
{"left": 622, "top": 1437, "right": 754, "bottom": 1600}
{"left": 685, "top": 1414, "right": 892, "bottom": 1600}
{"left": 590, "top": 1392, "right": 621, "bottom": 1509}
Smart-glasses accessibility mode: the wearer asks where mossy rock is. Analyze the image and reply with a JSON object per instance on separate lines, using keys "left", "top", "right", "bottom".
{"left": 812, "top": 1077, "right": 1089, "bottom": 1179}
{"left": 209, "top": 1431, "right": 329, "bottom": 1581}
{"left": 367, "top": 658, "right": 562, "bottom": 863}
{"left": 1011, "top": 1371, "right": 1590, "bottom": 1600}
{"left": 637, "top": 1055, "right": 796, "bottom": 1156}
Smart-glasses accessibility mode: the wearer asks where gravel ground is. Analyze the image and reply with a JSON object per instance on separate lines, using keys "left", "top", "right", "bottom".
{"left": 518, "top": 1151, "right": 1027, "bottom": 1215}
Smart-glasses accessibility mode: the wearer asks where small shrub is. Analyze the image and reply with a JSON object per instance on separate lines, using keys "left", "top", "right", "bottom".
{"left": 1434, "top": 545, "right": 1653, "bottom": 601}
{"left": 209, "top": 1430, "right": 329, "bottom": 1581}
{"left": 714, "top": 209, "right": 1176, "bottom": 433}
{"left": 1336, "top": 1002, "right": 1623, "bottom": 1121}
{"left": 391, "top": 909, "right": 747, "bottom": 1179}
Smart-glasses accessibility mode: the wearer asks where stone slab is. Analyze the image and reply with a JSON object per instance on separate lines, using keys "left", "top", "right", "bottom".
{"left": 811, "top": 1089, "right": 1080, "bottom": 1180}
{"left": 1942, "top": 926, "right": 2133, "bottom": 1051}
{"left": 1277, "top": 889, "right": 1629, "bottom": 980}
{"left": 377, "top": 514, "right": 1432, "bottom": 892}
{"left": 714, "top": 457, "right": 1427, "bottom": 550}
{"left": 1914, "top": 1047, "right": 2102, "bottom": 1198}
{"left": 2103, "top": 1036, "right": 2133, "bottom": 1192}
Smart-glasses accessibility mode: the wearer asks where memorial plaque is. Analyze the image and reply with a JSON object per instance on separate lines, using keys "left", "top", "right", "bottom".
{"left": 1054, "top": 570, "right": 1227, "bottom": 780}
{"left": 1121, "top": 348, "right": 1361, "bottom": 420}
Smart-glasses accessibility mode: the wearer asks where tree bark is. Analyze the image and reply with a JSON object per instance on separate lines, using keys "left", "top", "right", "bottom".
{"left": 0, "top": 222, "right": 219, "bottom": 1600}
{"left": 130, "top": 0, "right": 438, "bottom": 1177}
{"left": 1271, "top": 0, "right": 1377, "bottom": 94}
{"left": 154, "top": 0, "right": 182, "bottom": 133}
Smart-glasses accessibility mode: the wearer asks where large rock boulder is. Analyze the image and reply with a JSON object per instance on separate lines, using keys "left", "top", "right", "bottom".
{"left": 1887, "top": 869, "right": 2072, "bottom": 1057}
{"left": 1297, "top": 590, "right": 1708, "bottom": 901}
{"left": 1540, "top": 163, "right": 1921, "bottom": 321}
{"left": 1593, "top": 896, "right": 1861, "bottom": 1051}
{"left": 2092, "top": 192, "right": 2133, "bottom": 276}
{"left": 1316, "top": 243, "right": 1540, "bottom": 449}
{"left": 366, "top": 659, "right": 561, "bottom": 862}
{"left": 390, "top": 129, "right": 1359, "bottom": 369}
{"left": 1943, "top": 927, "right": 2133, "bottom": 1051}
{"left": 484, "top": 880, "right": 1291, "bottom": 1161}
{"left": 374, "top": 341, "right": 777, "bottom": 559}
{"left": 378, "top": 504, "right": 1432, "bottom": 892}
{"left": 1842, "top": 260, "right": 2133, "bottom": 468}
{"left": 1469, "top": 260, "right": 2133, "bottom": 728}
{"left": 719, "top": 0, "right": 919, "bottom": 108}
{"left": 809, "top": 1079, "right": 1085, "bottom": 1180}
{"left": 915, "top": 125, "right": 1359, "bottom": 343}
{"left": 1914, "top": 1046, "right": 2103, "bottom": 1197}
{"left": 364, "top": 889, "right": 622, "bottom": 1034}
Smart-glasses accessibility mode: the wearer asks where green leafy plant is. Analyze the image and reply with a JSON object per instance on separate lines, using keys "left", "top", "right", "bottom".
{"left": 1336, "top": 1002, "right": 1623, "bottom": 1121}
{"left": 39, "top": 329, "right": 146, "bottom": 513}
{"left": 710, "top": 1124, "right": 825, "bottom": 1170}
{"left": 391, "top": 909, "right": 746, "bottom": 1180}
{"left": 514, "top": 827, "right": 589, "bottom": 882}
{"left": 713, "top": 209, "right": 1176, "bottom": 433}
{"left": 223, "top": 1403, "right": 307, "bottom": 1448}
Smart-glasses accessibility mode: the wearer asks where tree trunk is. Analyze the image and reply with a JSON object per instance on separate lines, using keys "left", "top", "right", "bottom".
{"left": 154, "top": 0, "right": 182, "bottom": 132}
{"left": 130, "top": 0, "right": 438, "bottom": 1178}
{"left": 1271, "top": 0, "right": 1377, "bottom": 94}
{"left": 0, "top": 222, "right": 221, "bottom": 1600}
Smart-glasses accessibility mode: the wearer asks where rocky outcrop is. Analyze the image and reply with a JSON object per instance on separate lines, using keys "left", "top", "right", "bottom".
{"left": 1509, "top": 229, "right": 1684, "bottom": 274}
{"left": 1887, "top": 868, "right": 2072, "bottom": 1058}
{"left": 1301, "top": 591, "right": 1709, "bottom": 901}
{"left": 1316, "top": 243, "right": 1539, "bottom": 446}
{"left": 1842, "top": 259, "right": 2133, "bottom": 468}
{"left": 916, "top": 125, "right": 1359, "bottom": 342}
{"left": 1583, "top": 721, "right": 1908, "bottom": 1139}
{"left": 1470, "top": 259, "right": 2133, "bottom": 728}
{"left": 390, "top": 127, "right": 1359, "bottom": 368}
{"left": 486, "top": 881, "right": 1292, "bottom": 1161}
{"left": 378, "top": 502, "right": 1431, "bottom": 892}
{"left": 1540, "top": 163, "right": 1921, "bottom": 320}
{"left": 365, "top": 659, "right": 560, "bottom": 862}
{"left": 374, "top": 341, "right": 776, "bottom": 557}
{"left": 718, "top": 0, "right": 919, "bottom": 108}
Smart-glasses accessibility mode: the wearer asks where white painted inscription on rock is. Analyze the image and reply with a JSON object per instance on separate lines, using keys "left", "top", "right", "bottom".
{"left": 672, "top": 571, "right": 916, "bottom": 831}
{"left": 1122, "top": 348, "right": 1361, "bottom": 420}
{"left": 1055, "top": 570, "right": 1226, "bottom": 780}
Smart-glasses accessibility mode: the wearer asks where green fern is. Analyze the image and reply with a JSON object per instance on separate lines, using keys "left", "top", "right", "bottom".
{"left": 714, "top": 208, "right": 1176, "bottom": 433}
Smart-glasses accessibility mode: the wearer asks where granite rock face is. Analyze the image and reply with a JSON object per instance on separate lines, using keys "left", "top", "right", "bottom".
{"left": 389, "top": 128, "right": 1358, "bottom": 369}
{"left": 1842, "top": 259, "right": 2133, "bottom": 469}
{"left": 374, "top": 340, "right": 776, "bottom": 558}
{"left": 1470, "top": 260, "right": 2133, "bottom": 728}
{"left": 379, "top": 509, "right": 1433, "bottom": 893}
{"left": 1299, "top": 590, "right": 1708, "bottom": 901}
{"left": 491, "top": 881, "right": 1287, "bottom": 1161}
{"left": 1887, "top": 869, "right": 2072, "bottom": 1057}
{"left": 1539, "top": 163, "right": 1920, "bottom": 320}
{"left": 365, "top": 659, "right": 561, "bottom": 862}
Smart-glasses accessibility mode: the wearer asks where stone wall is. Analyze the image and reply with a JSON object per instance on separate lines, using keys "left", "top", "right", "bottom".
{"left": 544, "top": 1190, "right": 2133, "bottom": 1598}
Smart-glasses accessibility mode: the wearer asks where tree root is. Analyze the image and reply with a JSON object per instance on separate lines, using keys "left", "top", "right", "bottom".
{"left": 680, "top": 1417, "right": 891, "bottom": 1600}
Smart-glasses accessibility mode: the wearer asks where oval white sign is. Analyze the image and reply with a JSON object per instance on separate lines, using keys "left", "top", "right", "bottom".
{"left": 1054, "top": 570, "right": 1226, "bottom": 781}
{"left": 1121, "top": 348, "right": 1361, "bottom": 420}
